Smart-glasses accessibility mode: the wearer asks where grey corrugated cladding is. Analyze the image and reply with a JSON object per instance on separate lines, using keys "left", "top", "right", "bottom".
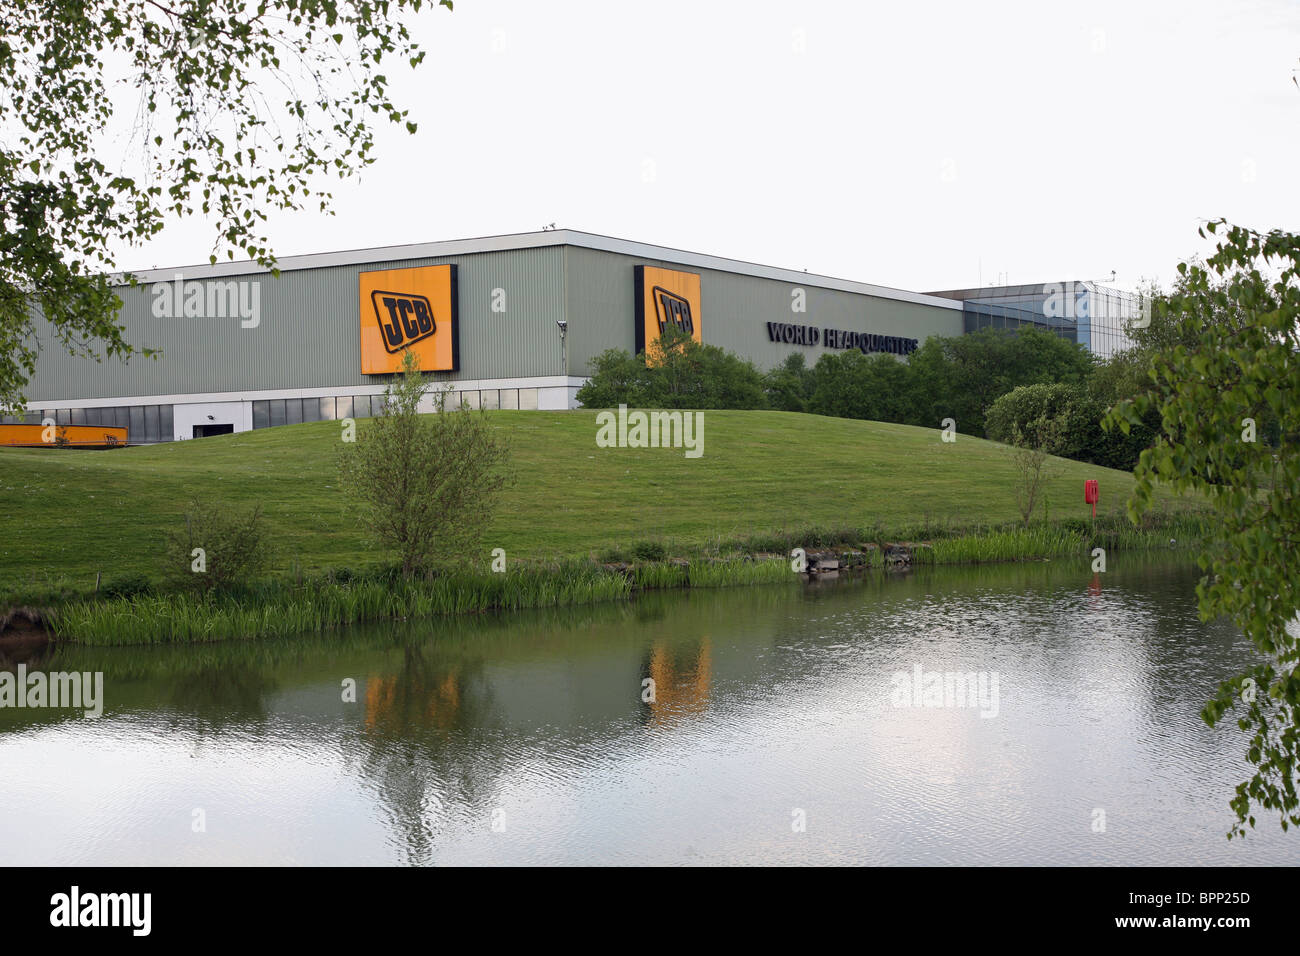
{"left": 22, "top": 231, "right": 964, "bottom": 403}
{"left": 23, "top": 246, "right": 566, "bottom": 402}
{"left": 563, "top": 246, "right": 963, "bottom": 373}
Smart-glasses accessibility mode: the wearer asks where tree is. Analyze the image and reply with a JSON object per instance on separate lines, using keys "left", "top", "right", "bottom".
{"left": 574, "top": 347, "right": 651, "bottom": 410}
{"left": 1087, "top": 274, "right": 1274, "bottom": 473}
{"left": 1105, "top": 220, "right": 1300, "bottom": 838}
{"left": 1006, "top": 411, "right": 1069, "bottom": 527}
{"left": 644, "top": 325, "right": 766, "bottom": 409}
{"left": 762, "top": 353, "right": 814, "bottom": 412}
{"left": 806, "top": 350, "right": 915, "bottom": 423}
{"left": 339, "top": 350, "right": 510, "bottom": 578}
{"left": 907, "top": 327, "right": 1096, "bottom": 437}
{"left": 1, "top": 0, "right": 453, "bottom": 412}
{"left": 575, "top": 325, "right": 766, "bottom": 410}
{"left": 160, "top": 498, "right": 272, "bottom": 594}
{"left": 986, "top": 381, "right": 1125, "bottom": 467}
{"left": 1087, "top": 348, "right": 1161, "bottom": 469}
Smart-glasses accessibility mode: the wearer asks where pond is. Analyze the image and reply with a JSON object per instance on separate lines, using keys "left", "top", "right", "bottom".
{"left": 0, "top": 558, "right": 1292, "bottom": 865}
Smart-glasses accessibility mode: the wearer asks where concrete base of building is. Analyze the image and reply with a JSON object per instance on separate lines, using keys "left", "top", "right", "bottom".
{"left": 16, "top": 376, "right": 589, "bottom": 444}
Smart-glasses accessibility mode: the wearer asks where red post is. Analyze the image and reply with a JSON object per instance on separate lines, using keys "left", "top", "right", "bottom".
{"left": 1084, "top": 480, "right": 1099, "bottom": 519}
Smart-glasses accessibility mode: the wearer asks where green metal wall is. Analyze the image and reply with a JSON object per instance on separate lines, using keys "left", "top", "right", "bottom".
{"left": 563, "top": 246, "right": 964, "bottom": 375}
{"left": 23, "top": 246, "right": 567, "bottom": 403}
{"left": 22, "top": 240, "right": 965, "bottom": 403}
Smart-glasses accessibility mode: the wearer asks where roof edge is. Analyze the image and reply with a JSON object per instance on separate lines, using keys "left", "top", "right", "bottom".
{"left": 116, "top": 229, "right": 964, "bottom": 310}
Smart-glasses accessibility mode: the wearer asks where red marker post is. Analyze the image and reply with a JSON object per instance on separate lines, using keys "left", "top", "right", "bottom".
{"left": 1084, "top": 479, "right": 1099, "bottom": 519}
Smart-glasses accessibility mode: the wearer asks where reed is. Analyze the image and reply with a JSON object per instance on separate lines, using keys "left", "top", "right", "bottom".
{"left": 686, "top": 557, "right": 791, "bottom": 588}
{"left": 51, "top": 563, "right": 635, "bottom": 646}
{"left": 42, "top": 514, "right": 1212, "bottom": 646}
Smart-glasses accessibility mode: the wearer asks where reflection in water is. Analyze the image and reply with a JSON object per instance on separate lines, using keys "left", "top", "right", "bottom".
{"left": 643, "top": 637, "right": 712, "bottom": 727}
{"left": 0, "top": 558, "right": 1294, "bottom": 865}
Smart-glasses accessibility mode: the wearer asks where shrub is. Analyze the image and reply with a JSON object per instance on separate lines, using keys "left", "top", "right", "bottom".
{"left": 339, "top": 350, "right": 512, "bottom": 578}
{"left": 1007, "top": 413, "right": 1070, "bottom": 527}
{"left": 576, "top": 325, "right": 767, "bottom": 410}
{"left": 762, "top": 353, "right": 814, "bottom": 412}
{"left": 987, "top": 381, "right": 1113, "bottom": 462}
{"left": 631, "top": 540, "right": 667, "bottom": 562}
{"left": 101, "top": 572, "right": 153, "bottom": 601}
{"left": 160, "top": 499, "right": 272, "bottom": 594}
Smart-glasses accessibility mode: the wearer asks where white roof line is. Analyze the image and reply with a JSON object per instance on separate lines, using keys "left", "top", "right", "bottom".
{"left": 118, "top": 229, "right": 964, "bottom": 310}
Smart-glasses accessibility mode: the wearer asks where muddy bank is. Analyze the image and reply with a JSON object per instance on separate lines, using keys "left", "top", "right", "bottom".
{"left": 0, "top": 607, "right": 53, "bottom": 661}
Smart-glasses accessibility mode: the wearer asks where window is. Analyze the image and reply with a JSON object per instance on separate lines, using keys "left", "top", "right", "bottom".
{"left": 252, "top": 401, "right": 270, "bottom": 430}
{"left": 269, "top": 399, "right": 286, "bottom": 427}
{"left": 353, "top": 395, "right": 371, "bottom": 419}
{"left": 500, "top": 389, "right": 519, "bottom": 410}
{"left": 336, "top": 396, "right": 354, "bottom": 421}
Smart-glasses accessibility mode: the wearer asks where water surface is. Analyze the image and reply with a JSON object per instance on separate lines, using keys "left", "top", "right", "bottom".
{"left": 0, "top": 559, "right": 1293, "bottom": 865}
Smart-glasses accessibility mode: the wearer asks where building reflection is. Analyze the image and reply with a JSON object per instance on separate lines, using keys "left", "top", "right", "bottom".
{"left": 642, "top": 636, "right": 712, "bottom": 726}
{"left": 364, "top": 667, "right": 462, "bottom": 732}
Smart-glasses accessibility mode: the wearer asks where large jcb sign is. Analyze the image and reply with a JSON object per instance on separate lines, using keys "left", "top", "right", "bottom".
{"left": 358, "top": 264, "right": 459, "bottom": 373}
{"left": 634, "top": 266, "right": 702, "bottom": 357}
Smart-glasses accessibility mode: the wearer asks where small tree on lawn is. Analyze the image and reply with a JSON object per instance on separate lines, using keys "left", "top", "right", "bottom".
{"left": 160, "top": 498, "right": 272, "bottom": 594}
{"left": 339, "top": 350, "right": 511, "bottom": 578}
{"left": 1008, "top": 411, "right": 1069, "bottom": 527}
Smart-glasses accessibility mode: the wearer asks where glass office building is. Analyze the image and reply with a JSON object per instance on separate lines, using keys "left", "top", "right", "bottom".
{"left": 928, "top": 281, "right": 1145, "bottom": 359}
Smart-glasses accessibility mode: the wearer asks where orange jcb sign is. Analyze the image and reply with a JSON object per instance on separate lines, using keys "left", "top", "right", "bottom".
{"left": 634, "top": 266, "right": 702, "bottom": 357}
{"left": 358, "top": 264, "right": 459, "bottom": 373}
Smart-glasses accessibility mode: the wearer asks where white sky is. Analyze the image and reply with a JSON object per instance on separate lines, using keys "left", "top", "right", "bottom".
{"left": 117, "top": 0, "right": 1299, "bottom": 294}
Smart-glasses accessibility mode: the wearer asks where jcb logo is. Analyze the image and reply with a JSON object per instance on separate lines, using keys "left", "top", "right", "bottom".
{"left": 634, "top": 265, "right": 702, "bottom": 358}
{"left": 653, "top": 287, "right": 694, "bottom": 336}
{"left": 358, "top": 264, "right": 458, "bottom": 374}
{"left": 372, "top": 290, "right": 436, "bottom": 352}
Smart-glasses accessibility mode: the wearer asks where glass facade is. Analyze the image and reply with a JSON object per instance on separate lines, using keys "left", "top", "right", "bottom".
{"left": 963, "top": 301, "right": 1078, "bottom": 343}
{"left": 942, "top": 282, "right": 1143, "bottom": 360}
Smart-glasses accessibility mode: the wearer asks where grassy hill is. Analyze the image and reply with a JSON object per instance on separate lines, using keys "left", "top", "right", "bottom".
{"left": 0, "top": 409, "right": 1197, "bottom": 597}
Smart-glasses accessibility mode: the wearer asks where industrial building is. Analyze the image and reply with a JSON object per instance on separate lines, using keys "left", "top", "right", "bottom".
{"left": 8, "top": 230, "right": 1142, "bottom": 443}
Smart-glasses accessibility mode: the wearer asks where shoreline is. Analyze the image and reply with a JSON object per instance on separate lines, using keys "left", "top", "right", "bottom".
{"left": 10, "top": 513, "right": 1211, "bottom": 648}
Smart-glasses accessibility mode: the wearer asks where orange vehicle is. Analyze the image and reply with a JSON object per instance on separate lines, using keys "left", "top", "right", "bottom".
{"left": 0, "top": 423, "right": 128, "bottom": 449}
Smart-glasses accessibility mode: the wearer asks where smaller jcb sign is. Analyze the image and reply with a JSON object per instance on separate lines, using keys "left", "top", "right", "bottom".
{"left": 359, "top": 264, "right": 459, "bottom": 373}
{"left": 635, "top": 266, "right": 702, "bottom": 356}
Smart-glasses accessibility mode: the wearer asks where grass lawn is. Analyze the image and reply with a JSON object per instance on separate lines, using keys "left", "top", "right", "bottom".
{"left": 0, "top": 409, "right": 1197, "bottom": 597}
